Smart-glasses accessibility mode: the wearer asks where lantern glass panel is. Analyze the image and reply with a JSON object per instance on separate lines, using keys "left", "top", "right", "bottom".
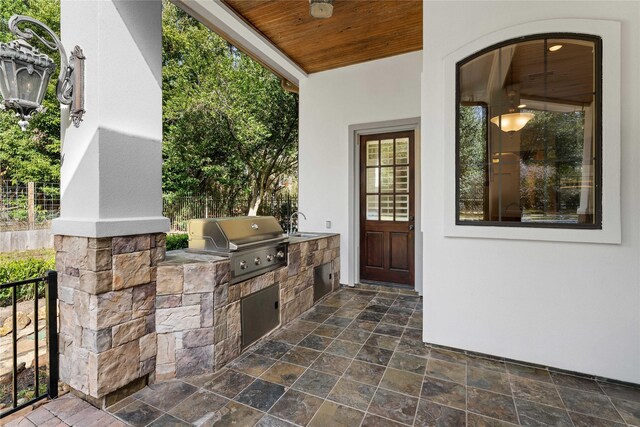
{"left": 0, "top": 63, "right": 8, "bottom": 99}
{"left": 17, "top": 67, "right": 44, "bottom": 104}
{"left": 1, "top": 60, "right": 17, "bottom": 99}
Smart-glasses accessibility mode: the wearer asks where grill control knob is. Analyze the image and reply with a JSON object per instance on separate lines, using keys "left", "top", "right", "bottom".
{"left": 276, "top": 250, "right": 285, "bottom": 260}
{"left": 254, "top": 257, "right": 262, "bottom": 265}
{"left": 266, "top": 254, "right": 274, "bottom": 262}
{"left": 239, "top": 260, "right": 248, "bottom": 270}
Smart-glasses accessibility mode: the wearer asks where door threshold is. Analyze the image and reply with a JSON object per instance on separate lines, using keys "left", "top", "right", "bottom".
{"left": 359, "top": 279, "right": 413, "bottom": 289}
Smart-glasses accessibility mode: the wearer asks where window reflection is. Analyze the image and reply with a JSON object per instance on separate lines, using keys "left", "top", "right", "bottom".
{"left": 457, "top": 35, "right": 601, "bottom": 227}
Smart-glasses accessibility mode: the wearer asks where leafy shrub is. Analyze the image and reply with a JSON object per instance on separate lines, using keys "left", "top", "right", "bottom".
{"left": 166, "top": 233, "right": 188, "bottom": 251}
{"left": 0, "top": 250, "right": 55, "bottom": 306}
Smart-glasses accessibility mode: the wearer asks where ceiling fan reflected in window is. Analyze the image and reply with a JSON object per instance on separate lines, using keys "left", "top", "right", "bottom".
{"left": 310, "top": 0, "right": 334, "bottom": 18}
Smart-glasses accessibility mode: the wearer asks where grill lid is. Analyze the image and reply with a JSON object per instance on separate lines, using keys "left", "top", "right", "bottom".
{"left": 188, "top": 216, "right": 286, "bottom": 252}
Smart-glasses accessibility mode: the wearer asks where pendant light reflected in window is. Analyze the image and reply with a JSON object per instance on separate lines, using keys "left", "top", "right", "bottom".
{"left": 490, "top": 111, "right": 534, "bottom": 133}
{"left": 490, "top": 87, "right": 534, "bottom": 133}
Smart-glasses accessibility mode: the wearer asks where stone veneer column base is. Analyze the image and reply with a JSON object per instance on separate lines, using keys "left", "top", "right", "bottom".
{"left": 55, "top": 233, "right": 165, "bottom": 409}
{"left": 70, "top": 376, "right": 148, "bottom": 410}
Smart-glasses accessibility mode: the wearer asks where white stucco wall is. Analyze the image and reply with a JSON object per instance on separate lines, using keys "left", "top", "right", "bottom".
{"left": 423, "top": 1, "right": 640, "bottom": 383}
{"left": 298, "top": 51, "right": 422, "bottom": 288}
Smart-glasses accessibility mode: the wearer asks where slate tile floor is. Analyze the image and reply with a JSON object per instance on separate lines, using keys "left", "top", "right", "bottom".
{"left": 100, "top": 285, "right": 640, "bottom": 426}
{"left": 10, "top": 285, "right": 640, "bottom": 426}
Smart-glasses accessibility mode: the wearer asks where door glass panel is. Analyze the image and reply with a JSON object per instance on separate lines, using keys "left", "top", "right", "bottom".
{"left": 395, "top": 167, "right": 409, "bottom": 192}
{"left": 381, "top": 139, "right": 394, "bottom": 165}
{"left": 396, "top": 195, "right": 409, "bottom": 221}
{"left": 381, "top": 195, "right": 394, "bottom": 220}
{"left": 366, "top": 168, "right": 379, "bottom": 193}
{"left": 396, "top": 138, "right": 409, "bottom": 164}
{"left": 366, "top": 140, "right": 379, "bottom": 166}
{"left": 380, "top": 167, "right": 394, "bottom": 193}
{"left": 366, "top": 195, "right": 379, "bottom": 220}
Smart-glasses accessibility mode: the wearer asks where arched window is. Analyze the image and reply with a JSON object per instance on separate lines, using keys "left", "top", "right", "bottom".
{"left": 456, "top": 34, "right": 602, "bottom": 228}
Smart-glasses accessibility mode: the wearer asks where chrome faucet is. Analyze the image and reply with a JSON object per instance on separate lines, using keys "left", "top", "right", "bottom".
{"left": 288, "top": 211, "right": 306, "bottom": 235}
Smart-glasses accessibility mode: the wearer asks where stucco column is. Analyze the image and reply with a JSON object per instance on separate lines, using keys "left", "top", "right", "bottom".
{"left": 53, "top": 0, "right": 168, "bottom": 407}
{"left": 53, "top": 0, "right": 167, "bottom": 237}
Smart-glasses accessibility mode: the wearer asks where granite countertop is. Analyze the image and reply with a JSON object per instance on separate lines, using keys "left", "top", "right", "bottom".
{"left": 160, "top": 249, "right": 228, "bottom": 266}
{"left": 287, "top": 232, "right": 339, "bottom": 243}
{"left": 161, "top": 233, "right": 339, "bottom": 263}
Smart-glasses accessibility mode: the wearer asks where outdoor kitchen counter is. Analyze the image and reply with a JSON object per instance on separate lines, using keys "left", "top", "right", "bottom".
{"left": 153, "top": 234, "right": 340, "bottom": 381}
{"left": 284, "top": 233, "right": 340, "bottom": 324}
{"left": 287, "top": 231, "right": 340, "bottom": 243}
{"left": 154, "top": 250, "right": 230, "bottom": 381}
{"left": 160, "top": 250, "right": 228, "bottom": 265}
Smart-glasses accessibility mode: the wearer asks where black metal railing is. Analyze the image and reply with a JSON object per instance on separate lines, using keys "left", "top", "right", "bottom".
{"left": 0, "top": 271, "right": 58, "bottom": 418}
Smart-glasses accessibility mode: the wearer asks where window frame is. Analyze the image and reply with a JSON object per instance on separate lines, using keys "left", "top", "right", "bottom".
{"left": 454, "top": 33, "right": 603, "bottom": 230}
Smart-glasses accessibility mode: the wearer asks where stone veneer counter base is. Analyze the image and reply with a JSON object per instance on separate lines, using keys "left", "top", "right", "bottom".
{"left": 154, "top": 234, "right": 340, "bottom": 381}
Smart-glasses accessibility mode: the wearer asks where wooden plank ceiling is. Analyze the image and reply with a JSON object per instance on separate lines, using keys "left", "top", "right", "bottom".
{"left": 510, "top": 40, "right": 595, "bottom": 105}
{"left": 222, "top": 0, "right": 423, "bottom": 74}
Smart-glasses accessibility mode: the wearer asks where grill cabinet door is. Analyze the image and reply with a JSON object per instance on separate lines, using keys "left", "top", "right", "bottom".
{"left": 241, "top": 283, "right": 280, "bottom": 349}
{"left": 313, "top": 262, "right": 333, "bottom": 303}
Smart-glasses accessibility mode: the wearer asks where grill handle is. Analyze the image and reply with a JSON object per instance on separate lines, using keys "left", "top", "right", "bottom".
{"left": 230, "top": 236, "right": 289, "bottom": 251}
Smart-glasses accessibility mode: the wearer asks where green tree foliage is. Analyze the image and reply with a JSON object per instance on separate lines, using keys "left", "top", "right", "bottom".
{"left": 166, "top": 233, "right": 188, "bottom": 251}
{"left": 162, "top": 2, "right": 298, "bottom": 214}
{"left": 0, "top": 1, "right": 298, "bottom": 213}
{"left": 0, "top": 0, "right": 60, "bottom": 184}
{"left": 520, "top": 111, "right": 585, "bottom": 164}
{"left": 0, "top": 249, "right": 54, "bottom": 305}
{"left": 458, "top": 105, "right": 486, "bottom": 219}
{"left": 519, "top": 111, "right": 585, "bottom": 214}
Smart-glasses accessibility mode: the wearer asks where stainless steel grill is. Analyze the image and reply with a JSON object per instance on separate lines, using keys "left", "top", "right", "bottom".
{"left": 187, "top": 216, "right": 288, "bottom": 284}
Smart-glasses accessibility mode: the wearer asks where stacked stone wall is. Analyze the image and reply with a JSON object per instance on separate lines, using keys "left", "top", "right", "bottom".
{"left": 55, "top": 233, "right": 165, "bottom": 402}
{"left": 154, "top": 259, "right": 229, "bottom": 380}
{"left": 281, "top": 235, "right": 340, "bottom": 324}
{"left": 154, "top": 235, "right": 340, "bottom": 378}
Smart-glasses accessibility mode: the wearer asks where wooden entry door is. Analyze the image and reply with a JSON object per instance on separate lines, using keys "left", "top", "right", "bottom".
{"left": 360, "top": 131, "right": 415, "bottom": 286}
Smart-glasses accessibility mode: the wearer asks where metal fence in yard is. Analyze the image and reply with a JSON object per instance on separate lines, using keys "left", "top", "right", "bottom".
{"left": 0, "top": 182, "right": 298, "bottom": 235}
{"left": 0, "top": 182, "right": 60, "bottom": 232}
{"left": 163, "top": 192, "right": 298, "bottom": 233}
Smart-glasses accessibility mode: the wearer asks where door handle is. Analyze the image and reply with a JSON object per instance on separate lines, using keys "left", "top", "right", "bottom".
{"left": 409, "top": 225, "right": 415, "bottom": 231}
